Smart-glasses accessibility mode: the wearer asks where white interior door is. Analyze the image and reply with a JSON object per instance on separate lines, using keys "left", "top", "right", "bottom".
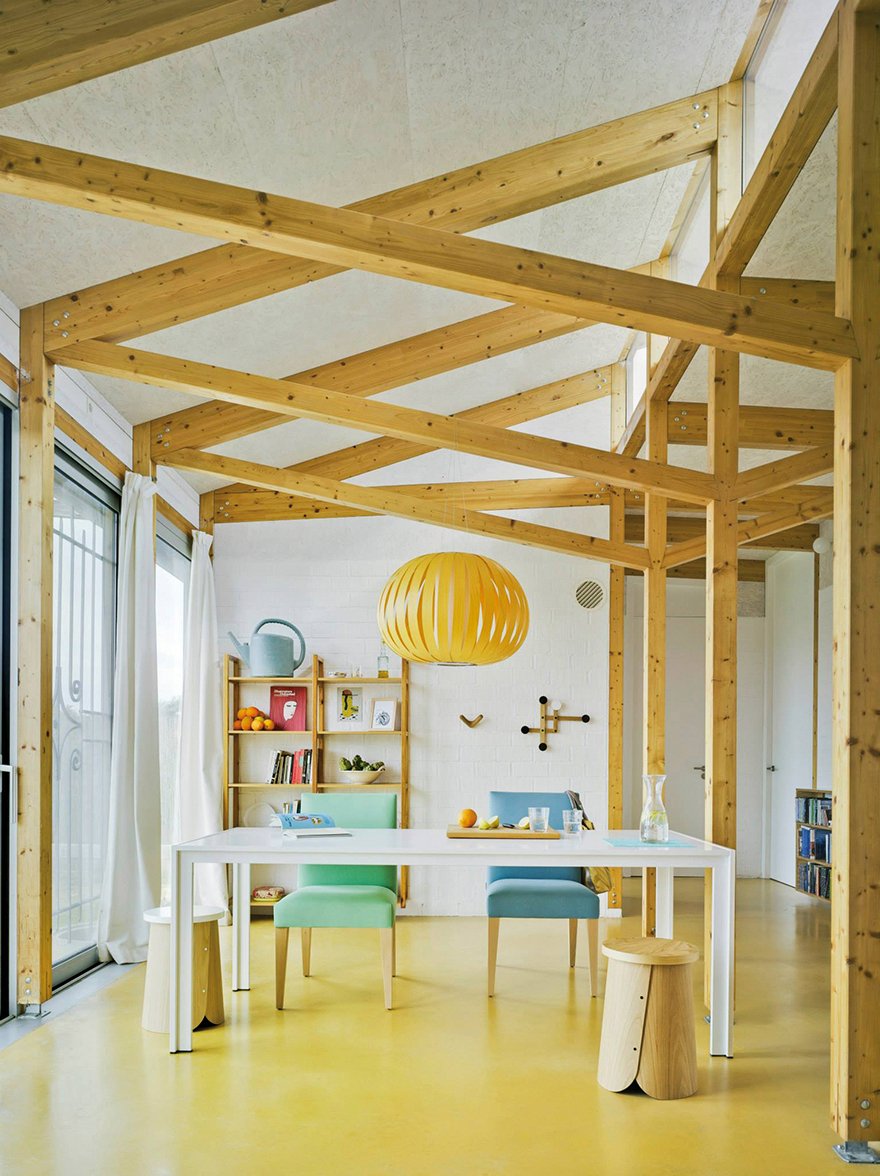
{"left": 765, "top": 552, "right": 815, "bottom": 885}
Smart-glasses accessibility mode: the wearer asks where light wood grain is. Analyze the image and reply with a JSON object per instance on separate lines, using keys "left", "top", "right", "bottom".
{"left": 16, "top": 305, "right": 54, "bottom": 1009}
{"left": 597, "top": 957, "right": 651, "bottom": 1091}
{"left": 5, "top": 136, "right": 855, "bottom": 369}
{"left": 636, "top": 959, "right": 698, "bottom": 1099}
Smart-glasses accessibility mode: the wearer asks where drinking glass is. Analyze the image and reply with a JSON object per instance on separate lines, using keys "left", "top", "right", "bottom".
{"left": 562, "top": 809, "right": 582, "bottom": 837}
{"left": 528, "top": 806, "right": 550, "bottom": 834}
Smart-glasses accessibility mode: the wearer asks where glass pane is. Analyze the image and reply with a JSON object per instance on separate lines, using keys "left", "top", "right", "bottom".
{"left": 52, "top": 469, "right": 118, "bottom": 966}
{"left": 156, "top": 537, "right": 190, "bottom": 902}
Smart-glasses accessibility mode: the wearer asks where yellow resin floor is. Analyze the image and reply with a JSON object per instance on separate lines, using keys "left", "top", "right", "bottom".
{"left": 0, "top": 879, "right": 849, "bottom": 1176}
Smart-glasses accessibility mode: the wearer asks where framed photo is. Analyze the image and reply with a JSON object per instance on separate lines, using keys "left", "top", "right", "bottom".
{"left": 269, "top": 685, "right": 308, "bottom": 731}
{"left": 336, "top": 686, "right": 363, "bottom": 727}
{"left": 370, "top": 699, "right": 399, "bottom": 731}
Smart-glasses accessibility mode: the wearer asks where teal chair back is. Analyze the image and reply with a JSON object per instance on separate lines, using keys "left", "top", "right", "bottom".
{"left": 299, "top": 793, "right": 397, "bottom": 892}
{"left": 488, "top": 790, "right": 582, "bottom": 884}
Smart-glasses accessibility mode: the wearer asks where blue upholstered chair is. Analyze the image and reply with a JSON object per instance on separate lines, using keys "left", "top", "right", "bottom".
{"left": 274, "top": 793, "right": 398, "bottom": 1010}
{"left": 486, "top": 790, "right": 600, "bottom": 997}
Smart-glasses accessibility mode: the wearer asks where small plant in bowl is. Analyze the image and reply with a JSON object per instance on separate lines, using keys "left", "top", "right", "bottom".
{"left": 339, "top": 755, "right": 386, "bottom": 785}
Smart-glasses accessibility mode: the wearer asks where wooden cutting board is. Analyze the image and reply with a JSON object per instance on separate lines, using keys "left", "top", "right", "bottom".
{"left": 446, "top": 824, "right": 560, "bottom": 840}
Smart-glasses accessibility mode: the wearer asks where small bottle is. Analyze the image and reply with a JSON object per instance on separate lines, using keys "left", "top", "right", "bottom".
{"left": 377, "top": 642, "right": 390, "bottom": 679}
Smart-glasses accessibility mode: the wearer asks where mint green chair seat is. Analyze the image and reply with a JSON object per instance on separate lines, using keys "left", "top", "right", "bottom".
{"left": 274, "top": 793, "right": 398, "bottom": 1010}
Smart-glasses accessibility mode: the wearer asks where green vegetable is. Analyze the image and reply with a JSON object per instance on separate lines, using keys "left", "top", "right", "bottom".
{"left": 339, "top": 757, "right": 353, "bottom": 771}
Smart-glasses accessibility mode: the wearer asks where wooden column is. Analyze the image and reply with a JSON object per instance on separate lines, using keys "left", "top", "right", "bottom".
{"left": 199, "top": 491, "right": 215, "bottom": 536}
{"left": 17, "top": 305, "right": 54, "bottom": 1009}
{"left": 831, "top": 1, "right": 880, "bottom": 1148}
{"left": 607, "top": 363, "right": 627, "bottom": 911}
{"left": 642, "top": 395, "right": 667, "bottom": 936}
{"left": 704, "top": 81, "right": 742, "bottom": 1001}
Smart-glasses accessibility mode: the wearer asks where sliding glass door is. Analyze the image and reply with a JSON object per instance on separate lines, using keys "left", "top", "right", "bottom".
{"left": 0, "top": 403, "right": 12, "bottom": 1021}
{"left": 52, "top": 453, "right": 119, "bottom": 984}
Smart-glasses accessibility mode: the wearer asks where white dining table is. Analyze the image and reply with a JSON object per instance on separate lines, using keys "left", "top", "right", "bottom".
{"left": 169, "top": 827, "right": 735, "bottom": 1057}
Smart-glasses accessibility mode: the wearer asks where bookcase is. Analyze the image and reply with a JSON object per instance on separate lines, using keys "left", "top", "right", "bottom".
{"left": 223, "top": 652, "right": 411, "bottom": 905}
{"left": 795, "top": 788, "right": 832, "bottom": 901}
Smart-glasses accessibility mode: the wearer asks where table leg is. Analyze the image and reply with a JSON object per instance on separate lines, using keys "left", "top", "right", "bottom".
{"left": 170, "top": 847, "right": 194, "bottom": 1054}
{"left": 232, "top": 862, "right": 251, "bottom": 991}
{"left": 655, "top": 867, "right": 674, "bottom": 938}
{"left": 709, "top": 849, "right": 735, "bottom": 1057}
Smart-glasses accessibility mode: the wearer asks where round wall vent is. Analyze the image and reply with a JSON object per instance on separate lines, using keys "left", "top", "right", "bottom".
{"left": 575, "top": 580, "right": 605, "bottom": 610}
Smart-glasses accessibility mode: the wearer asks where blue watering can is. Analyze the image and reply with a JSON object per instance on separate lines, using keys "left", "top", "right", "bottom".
{"left": 228, "top": 618, "right": 306, "bottom": 677}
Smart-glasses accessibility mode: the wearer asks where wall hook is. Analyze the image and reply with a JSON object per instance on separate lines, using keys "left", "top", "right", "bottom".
{"left": 459, "top": 714, "right": 484, "bottom": 728}
{"left": 521, "top": 695, "right": 589, "bottom": 751}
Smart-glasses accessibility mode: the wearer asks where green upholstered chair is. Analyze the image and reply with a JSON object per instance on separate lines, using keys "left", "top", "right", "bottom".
{"left": 273, "top": 792, "right": 398, "bottom": 1010}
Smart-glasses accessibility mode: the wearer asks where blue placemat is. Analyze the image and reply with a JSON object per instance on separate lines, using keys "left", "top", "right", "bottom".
{"left": 604, "top": 836, "right": 692, "bottom": 848}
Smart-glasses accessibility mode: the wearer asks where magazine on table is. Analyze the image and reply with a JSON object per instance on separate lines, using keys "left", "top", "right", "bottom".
{"left": 270, "top": 811, "right": 352, "bottom": 837}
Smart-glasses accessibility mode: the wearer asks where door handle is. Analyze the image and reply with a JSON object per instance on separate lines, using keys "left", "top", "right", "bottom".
{"left": 766, "top": 765, "right": 777, "bottom": 772}
{"left": 693, "top": 765, "right": 705, "bottom": 780}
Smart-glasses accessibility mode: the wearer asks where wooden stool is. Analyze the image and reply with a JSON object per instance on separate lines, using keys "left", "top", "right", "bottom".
{"left": 597, "top": 937, "right": 699, "bottom": 1100}
{"left": 142, "top": 906, "right": 226, "bottom": 1034}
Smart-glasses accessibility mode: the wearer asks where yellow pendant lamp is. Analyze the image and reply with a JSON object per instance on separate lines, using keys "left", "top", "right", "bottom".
{"left": 377, "top": 552, "right": 529, "bottom": 666}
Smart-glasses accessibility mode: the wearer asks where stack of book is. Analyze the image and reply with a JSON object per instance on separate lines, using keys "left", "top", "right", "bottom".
{"left": 797, "top": 861, "right": 831, "bottom": 898}
{"left": 799, "top": 825, "right": 832, "bottom": 862}
{"left": 796, "top": 793, "right": 832, "bottom": 826}
{"left": 267, "top": 748, "right": 312, "bottom": 785}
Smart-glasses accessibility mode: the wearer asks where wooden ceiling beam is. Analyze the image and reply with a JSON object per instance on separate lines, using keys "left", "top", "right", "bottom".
{"left": 149, "top": 307, "right": 607, "bottom": 454}
{"left": 626, "top": 558, "right": 766, "bottom": 582}
{"left": 160, "top": 447, "right": 651, "bottom": 570}
{"left": 618, "top": 16, "right": 842, "bottom": 457}
{"left": 663, "top": 495, "right": 833, "bottom": 569}
{"left": 3, "top": 136, "right": 854, "bottom": 369}
{"left": 50, "top": 340, "right": 719, "bottom": 504}
{"left": 39, "top": 91, "right": 719, "bottom": 348}
{"left": 667, "top": 403, "right": 834, "bottom": 449}
{"left": 734, "top": 446, "right": 833, "bottom": 501}
{"left": 0, "top": 0, "right": 333, "bottom": 109}
{"left": 626, "top": 511, "right": 819, "bottom": 552}
{"left": 715, "top": 13, "right": 839, "bottom": 277}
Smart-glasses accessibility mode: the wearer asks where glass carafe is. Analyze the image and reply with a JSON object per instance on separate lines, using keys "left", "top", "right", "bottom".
{"left": 640, "top": 775, "right": 669, "bottom": 843}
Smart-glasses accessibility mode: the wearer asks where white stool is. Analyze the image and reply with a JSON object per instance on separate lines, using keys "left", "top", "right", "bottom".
{"left": 142, "top": 905, "right": 226, "bottom": 1034}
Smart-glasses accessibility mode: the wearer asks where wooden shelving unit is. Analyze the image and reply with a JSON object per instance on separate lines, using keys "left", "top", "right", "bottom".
{"left": 795, "top": 788, "right": 832, "bottom": 902}
{"left": 223, "top": 652, "right": 411, "bottom": 905}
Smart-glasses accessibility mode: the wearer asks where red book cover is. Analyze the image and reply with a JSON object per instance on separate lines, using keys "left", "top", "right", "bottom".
{"left": 269, "top": 685, "right": 308, "bottom": 731}
{"left": 293, "top": 748, "right": 304, "bottom": 785}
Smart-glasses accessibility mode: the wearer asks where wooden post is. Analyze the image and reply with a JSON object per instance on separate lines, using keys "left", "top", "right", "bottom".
{"left": 642, "top": 395, "right": 667, "bottom": 936}
{"left": 704, "top": 80, "right": 742, "bottom": 1003}
{"left": 831, "top": 1, "right": 880, "bottom": 1149}
{"left": 17, "top": 305, "right": 54, "bottom": 1010}
{"left": 199, "top": 492, "right": 214, "bottom": 536}
{"left": 607, "top": 363, "right": 627, "bottom": 911}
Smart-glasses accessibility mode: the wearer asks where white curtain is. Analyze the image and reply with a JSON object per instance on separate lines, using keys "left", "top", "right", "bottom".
{"left": 176, "top": 531, "right": 227, "bottom": 912}
{"left": 98, "top": 472, "right": 161, "bottom": 963}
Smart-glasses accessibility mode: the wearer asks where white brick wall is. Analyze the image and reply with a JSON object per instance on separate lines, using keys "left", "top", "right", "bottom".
{"left": 213, "top": 511, "right": 611, "bottom": 914}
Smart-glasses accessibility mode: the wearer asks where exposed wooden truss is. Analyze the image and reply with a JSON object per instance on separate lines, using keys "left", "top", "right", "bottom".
{"left": 49, "top": 341, "right": 720, "bottom": 505}
{"left": 162, "top": 448, "right": 651, "bottom": 570}
{"left": 4, "top": 135, "right": 855, "bottom": 369}
{"left": 39, "top": 91, "right": 719, "bottom": 350}
{"left": 0, "top": 0, "right": 332, "bottom": 109}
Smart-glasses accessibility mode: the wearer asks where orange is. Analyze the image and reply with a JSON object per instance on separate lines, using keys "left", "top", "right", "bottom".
{"left": 458, "top": 808, "right": 478, "bottom": 828}
{"left": 236, "top": 708, "right": 247, "bottom": 720}
{"left": 233, "top": 719, "right": 242, "bottom": 730}
{"left": 251, "top": 716, "right": 265, "bottom": 731}
{"left": 240, "top": 716, "right": 253, "bottom": 730}
{"left": 263, "top": 719, "right": 275, "bottom": 731}
{"left": 245, "top": 706, "right": 260, "bottom": 718}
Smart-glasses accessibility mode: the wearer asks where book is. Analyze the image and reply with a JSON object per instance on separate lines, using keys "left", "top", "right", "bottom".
{"left": 283, "top": 827, "right": 353, "bottom": 838}
{"left": 269, "top": 685, "right": 308, "bottom": 731}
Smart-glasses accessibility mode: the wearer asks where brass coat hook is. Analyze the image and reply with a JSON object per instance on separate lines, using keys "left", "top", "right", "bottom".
{"left": 521, "top": 696, "right": 589, "bottom": 750}
{"left": 460, "top": 714, "right": 484, "bottom": 728}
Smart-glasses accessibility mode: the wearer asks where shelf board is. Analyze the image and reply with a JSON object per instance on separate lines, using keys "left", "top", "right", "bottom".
{"left": 228, "top": 730, "right": 313, "bottom": 736}
{"left": 318, "top": 729, "right": 403, "bottom": 736}
{"left": 251, "top": 897, "right": 283, "bottom": 906}
{"left": 320, "top": 676, "right": 401, "bottom": 684}
{"left": 229, "top": 676, "right": 311, "bottom": 683}
{"left": 797, "top": 855, "right": 832, "bottom": 865}
{"left": 316, "top": 782, "right": 403, "bottom": 791}
{"left": 796, "top": 822, "right": 832, "bottom": 831}
{"left": 228, "top": 782, "right": 309, "bottom": 789}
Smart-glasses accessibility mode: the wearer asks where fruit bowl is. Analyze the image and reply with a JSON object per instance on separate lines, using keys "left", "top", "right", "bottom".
{"left": 339, "top": 768, "right": 385, "bottom": 786}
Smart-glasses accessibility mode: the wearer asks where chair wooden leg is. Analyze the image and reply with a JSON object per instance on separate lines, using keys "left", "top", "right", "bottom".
{"left": 275, "top": 927, "right": 289, "bottom": 1010}
{"left": 487, "top": 917, "right": 500, "bottom": 997}
{"left": 587, "top": 918, "right": 599, "bottom": 997}
{"left": 380, "top": 928, "right": 394, "bottom": 1010}
{"left": 301, "top": 927, "right": 312, "bottom": 977}
{"left": 391, "top": 920, "right": 397, "bottom": 977}
{"left": 569, "top": 918, "right": 578, "bottom": 968}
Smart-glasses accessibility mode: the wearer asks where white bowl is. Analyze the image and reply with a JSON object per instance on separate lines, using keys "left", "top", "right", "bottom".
{"left": 339, "top": 768, "right": 385, "bottom": 785}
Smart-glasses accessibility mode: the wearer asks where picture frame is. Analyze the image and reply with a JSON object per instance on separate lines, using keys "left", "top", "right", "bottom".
{"left": 336, "top": 685, "right": 363, "bottom": 727}
{"left": 370, "top": 698, "right": 399, "bottom": 731}
{"left": 269, "top": 685, "right": 308, "bottom": 731}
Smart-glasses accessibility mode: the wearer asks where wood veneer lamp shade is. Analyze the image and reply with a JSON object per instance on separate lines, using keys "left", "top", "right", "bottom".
{"left": 377, "top": 553, "right": 529, "bottom": 666}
